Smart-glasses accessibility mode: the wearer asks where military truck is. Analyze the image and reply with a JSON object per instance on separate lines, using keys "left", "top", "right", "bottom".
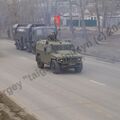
{"left": 36, "top": 39, "right": 83, "bottom": 74}
{"left": 12, "top": 24, "right": 55, "bottom": 53}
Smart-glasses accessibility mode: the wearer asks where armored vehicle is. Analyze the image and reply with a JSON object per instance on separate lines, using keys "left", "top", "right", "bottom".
{"left": 36, "top": 39, "right": 83, "bottom": 74}
{"left": 12, "top": 24, "right": 55, "bottom": 52}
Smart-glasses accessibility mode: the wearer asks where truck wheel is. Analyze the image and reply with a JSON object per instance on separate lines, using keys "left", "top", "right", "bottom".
{"left": 36, "top": 55, "right": 44, "bottom": 69}
{"left": 19, "top": 44, "right": 24, "bottom": 50}
{"left": 18, "top": 41, "right": 23, "bottom": 50}
{"left": 18, "top": 39, "right": 24, "bottom": 50}
{"left": 32, "top": 44, "right": 36, "bottom": 54}
{"left": 75, "top": 63, "right": 83, "bottom": 73}
{"left": 51, "top": 60, "right": 61, "bottom": 74}
{"left": 18, "top": 42, "right": 21, "bottom": 50}
{"left": 16, "top": 41, "right": 19, "bottom": 50}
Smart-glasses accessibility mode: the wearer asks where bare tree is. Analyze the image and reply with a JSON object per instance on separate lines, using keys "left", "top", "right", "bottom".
{"left": 69, "top": 0, "right": 74, "bottom": 37}
{"left": 79, "top": 0, "right": 89, "bottom": 41}
{"left": 95, "top": 0, "right": 101, "bottom": 33}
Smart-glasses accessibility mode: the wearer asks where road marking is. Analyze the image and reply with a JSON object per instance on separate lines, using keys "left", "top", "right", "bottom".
{"left": 90, "top": 80, "right": 106, "bottom": 86}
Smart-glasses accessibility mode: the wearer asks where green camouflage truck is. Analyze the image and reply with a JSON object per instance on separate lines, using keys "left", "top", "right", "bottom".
{"left": 36, "top": 39, "right": 83, "bottom": 74}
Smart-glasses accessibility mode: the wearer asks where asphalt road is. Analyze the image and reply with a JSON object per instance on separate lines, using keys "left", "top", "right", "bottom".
{"left": 0, "top": 39, "right": 120, "bottom": 120}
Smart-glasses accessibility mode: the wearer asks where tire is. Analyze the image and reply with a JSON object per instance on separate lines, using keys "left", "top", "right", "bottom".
{"left": 75, "top": 63, "right": 83, "bottom": 73}
{"left": 15, "top": 41, "right": 19, "bottom": 50}
{"left": 51, "top": 60, "right": 61, "bottom": 74}
{"left": 36, "top": 55, "right": 44, "bottom": 69}
{"left": 32, "top": 44, "right": 36, "bottom": 54}
{"left": 18, "top": 39, "right": 24, "bottom": 50}
{"left": 19, "top": 44, "right": 24, "bottom": 50}
{"left": 18, "top": 41, "right": 21, "bottom": 50}
{"left": 18, "top": 41, "right": 24, "bottom": 50}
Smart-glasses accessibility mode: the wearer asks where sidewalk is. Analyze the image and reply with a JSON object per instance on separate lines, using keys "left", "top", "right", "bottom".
{"left": 84, "top": 32, "right": 120, "bottom": 63}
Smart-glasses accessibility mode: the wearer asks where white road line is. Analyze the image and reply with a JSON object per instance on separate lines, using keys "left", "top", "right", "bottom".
{"left": 90, "top": 80, "right": 106, "bottom": 86}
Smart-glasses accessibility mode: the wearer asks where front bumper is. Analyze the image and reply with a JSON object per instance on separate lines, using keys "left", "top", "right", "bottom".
{"left": 60, "top": 62, "right": 82, "bottom": 69}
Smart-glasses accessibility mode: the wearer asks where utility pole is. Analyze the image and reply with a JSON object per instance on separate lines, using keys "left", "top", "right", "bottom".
{"left": 95, "top": 0, "right": 101, "bottom": 33}
{"left": 55, "top": 0, "right": 58, "bottom": 16}
{"left": 102, "top": 0, "right": 107, "bottom": 31}
{"left": 79, "top": 0, "right": 85, "bottom": 30}
{"left": 44, "top": 0, "right": 50, "bottom": 25}
{"left": 69, "top": 0, "right": 74, "bottom": 37}
{"left": 79, "top": 0, "right": 88, "bottom": 41}
{"left": 8, "top": 0, "right": 19, "bottom": 24}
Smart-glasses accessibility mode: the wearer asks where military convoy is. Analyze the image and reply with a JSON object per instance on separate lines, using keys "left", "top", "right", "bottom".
{"left": 12, "top": 24, "right": 55, "bottom": 53}
{"left": 36, "top": 38, "right": 83, "bottom": 73}
{"left": 12, "top": 24, "right": 83, "bottom": 74}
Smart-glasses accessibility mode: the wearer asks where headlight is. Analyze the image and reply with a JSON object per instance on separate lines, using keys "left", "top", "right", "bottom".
{"left": 60, "top": 59, "right": 63, "bottom": 62}
{"left": 58, "top": 59, "right": 63, "bottom": 62}
{"left": 78, "top": 58, "right": 81, "bottom": 61}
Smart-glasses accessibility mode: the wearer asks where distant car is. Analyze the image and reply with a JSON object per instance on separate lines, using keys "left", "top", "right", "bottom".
{"left": 36, "top": 39, "right": 83, "bottom": 74}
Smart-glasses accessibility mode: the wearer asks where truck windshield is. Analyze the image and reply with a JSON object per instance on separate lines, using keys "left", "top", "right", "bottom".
{"left": 51, "top": 44, "right": 75, "bottom": 51}
{"left": 36, "top": 28, "right": 55, "bottom": 36}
